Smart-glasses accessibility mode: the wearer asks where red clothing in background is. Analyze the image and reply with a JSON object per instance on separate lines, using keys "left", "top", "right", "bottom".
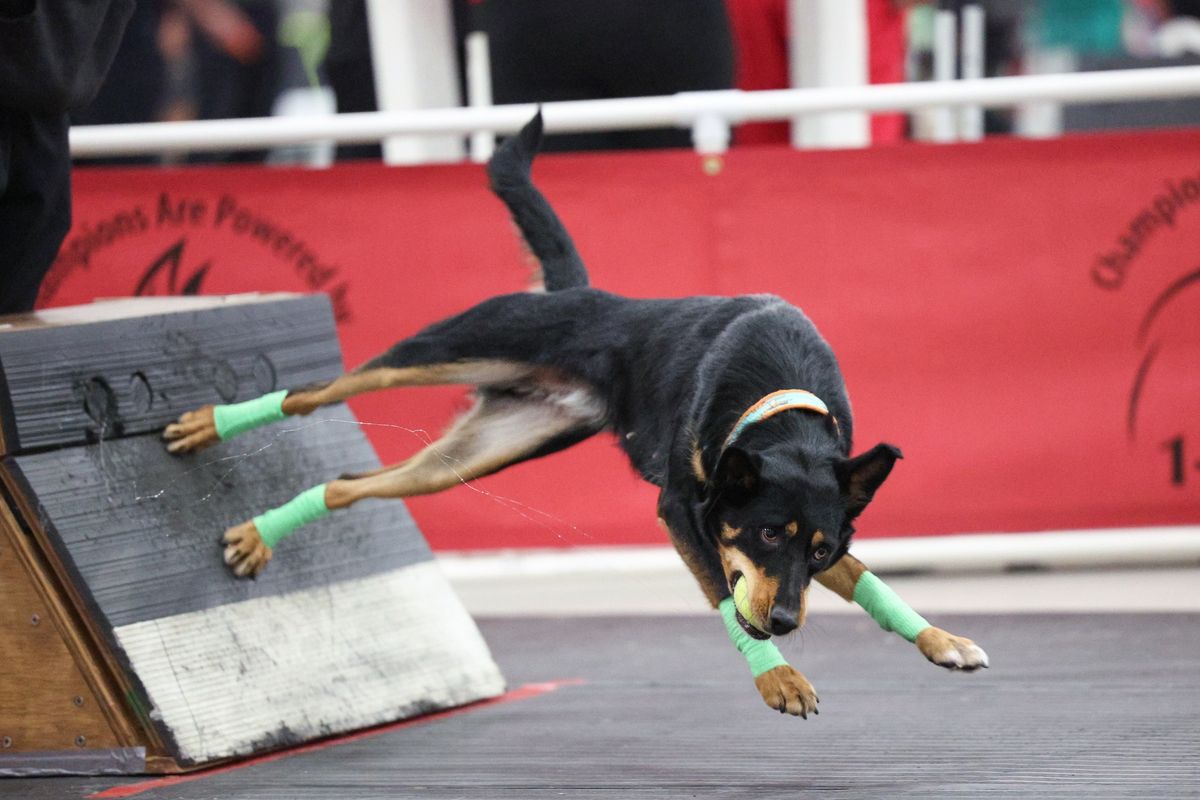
{"left": 727, "top": 0, "right": 907, "bottom": 145}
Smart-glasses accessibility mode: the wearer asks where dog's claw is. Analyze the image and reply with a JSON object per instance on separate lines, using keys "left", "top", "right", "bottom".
{"left": 162, "top": 405, "right": 219, "bottom": 454}
{"left": 220, "top": 521, "right": 273, "bottom": 579}
{"left": 754, "top": 665, "right": 819, "bottom": 719}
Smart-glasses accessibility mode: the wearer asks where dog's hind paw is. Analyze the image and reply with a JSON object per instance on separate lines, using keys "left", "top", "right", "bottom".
{"left": 222, "top": 520, "right": 273, "bottom": 579}
{"left": 754, "top": 665, "right": 820, "bottom": 719}
{"left": 916, "top": 627, "right": 989, "bottom": 671}
{"left": 163, "top": 405, "right": 220, "bottom": 454}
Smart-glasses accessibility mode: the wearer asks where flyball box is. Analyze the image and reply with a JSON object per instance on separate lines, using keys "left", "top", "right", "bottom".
{"left": 0, "top": 295, "right": 504, "bottom": 775}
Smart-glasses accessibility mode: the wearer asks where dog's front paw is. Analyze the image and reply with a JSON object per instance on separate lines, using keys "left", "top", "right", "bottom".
{"left": 163, "top": 405, "right": 219, "bottom": 454}
{"left": 916, "top": 627, "right": 989, "bottom": 671}
{"left": 754, "top": 665, "right": 820, "bottom": 718}
{"left": 222, "top": 521, "right": 272, "bottom": 578}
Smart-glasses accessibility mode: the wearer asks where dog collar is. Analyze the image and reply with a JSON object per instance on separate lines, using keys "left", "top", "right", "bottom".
{"left": 723, "top": 389, "right": 837, "bottom": 449}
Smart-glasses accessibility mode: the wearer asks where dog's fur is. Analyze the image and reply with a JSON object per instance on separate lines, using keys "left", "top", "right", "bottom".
{"left": 165, "top": 113, "right": 987, "bottom": 716}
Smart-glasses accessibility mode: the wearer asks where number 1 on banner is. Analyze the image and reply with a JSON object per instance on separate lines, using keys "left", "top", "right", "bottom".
{"left": 1162, "top": 436, "right": 1188, "bottom": 486}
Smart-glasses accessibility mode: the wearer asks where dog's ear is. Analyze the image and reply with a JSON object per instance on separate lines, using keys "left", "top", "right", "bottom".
{"left": 836, "top": 443, "right": 903, "bottom": 520}
{"left": 711, "top": 446, "right": 762, "bottom": 507}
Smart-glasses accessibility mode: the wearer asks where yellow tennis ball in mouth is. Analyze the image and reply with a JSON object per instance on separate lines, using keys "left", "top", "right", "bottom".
{"left": 733, "top": 575, "right": 756, "bottom": 626}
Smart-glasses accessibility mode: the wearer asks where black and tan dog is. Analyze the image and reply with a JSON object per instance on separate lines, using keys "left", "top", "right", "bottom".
{"left": 164, "top": 113, "right": 987, "bottom": 716}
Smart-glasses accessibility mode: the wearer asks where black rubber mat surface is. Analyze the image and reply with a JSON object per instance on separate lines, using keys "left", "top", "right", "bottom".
{"left": 0, "top": 295, "right": 341, "bottom": 454}
{"left": 8, "top": 421, "right": 429, "bottom": 627}
{"left": 6, "top": 613, "right": 1198, "bottom": 799}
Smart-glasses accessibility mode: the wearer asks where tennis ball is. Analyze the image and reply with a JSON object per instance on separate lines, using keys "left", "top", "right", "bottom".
{"left": 733, "top": 575, "right": 757, "bottom": 627}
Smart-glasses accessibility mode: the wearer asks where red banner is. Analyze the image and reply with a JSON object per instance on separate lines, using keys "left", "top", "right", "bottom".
{"left": 43, "top": 130, "right": 1200, "bottom": 550}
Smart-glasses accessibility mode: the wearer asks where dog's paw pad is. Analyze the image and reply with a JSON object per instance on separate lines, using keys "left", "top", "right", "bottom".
{"left": 754, "top": 665, "right": 820, "bottom": 718}
{"left": 916, "top": 627, "right": 989, "bottom": 671}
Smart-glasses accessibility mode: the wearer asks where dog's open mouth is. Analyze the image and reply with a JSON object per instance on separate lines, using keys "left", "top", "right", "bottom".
{"left": 730, "top": 571, "right": 771, "bottom": 640}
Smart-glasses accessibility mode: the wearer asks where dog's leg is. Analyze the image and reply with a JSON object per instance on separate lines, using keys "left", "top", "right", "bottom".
{"left": 817, "top": 554, "right": 989, "bottom": 671}
{"left": 658, "top": 500, "right": 819, "bottom": 718}
{"left": 163, "top": 359, "right": 541, "bottom": 454}
{"left": 166, "top": 290, "right": 601, "bottom": 453}
{"left": 222, "top": 392, "right": 602, "bottom": 576}
{"left": 656, "top": 509, "right": 725, "bottom": 608}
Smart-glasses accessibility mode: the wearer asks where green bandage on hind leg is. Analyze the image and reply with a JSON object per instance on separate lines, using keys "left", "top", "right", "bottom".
{"left": 719, "top": 596, "right": 788, "bottom": 677}
{"left": 213, "top": 390, "right": 289, "bottom": 440}
{"left": 253, "top": 484, "right": 330, "bottom": 548}
{"left": 853, "top": 570, "right": 930, "bottom": 642}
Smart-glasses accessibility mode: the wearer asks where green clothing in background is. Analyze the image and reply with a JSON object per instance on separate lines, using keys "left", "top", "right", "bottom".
{"left": 1035, "top": 0, "right": 1125, "bottom": 54}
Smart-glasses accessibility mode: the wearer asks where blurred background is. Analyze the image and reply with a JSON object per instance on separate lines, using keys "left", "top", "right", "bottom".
{"left": 50, "top": 0, "right": 1200, "bottom": 603}
{"left": 69, "top": 0, "right": 1200, "bottom": 164}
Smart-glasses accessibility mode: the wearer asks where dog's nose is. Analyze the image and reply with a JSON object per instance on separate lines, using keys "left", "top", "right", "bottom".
{"left": 769, "top": 607, "right": 799, "bottom": 635}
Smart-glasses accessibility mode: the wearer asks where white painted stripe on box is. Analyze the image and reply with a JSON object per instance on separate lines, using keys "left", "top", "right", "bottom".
{"left": 114, "top": 561, "right": 505, "bottom": 763}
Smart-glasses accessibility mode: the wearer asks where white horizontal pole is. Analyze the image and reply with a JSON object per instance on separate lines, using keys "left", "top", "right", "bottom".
{"left": 71, "top": 65, "right": 1200, "bottom": 157}
{"left": 436, "top": 526, "right": 1200, "bottom": 580}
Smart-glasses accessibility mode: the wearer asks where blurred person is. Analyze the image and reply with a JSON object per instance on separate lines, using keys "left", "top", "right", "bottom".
{"left": 474, "top": 0, "right": 735, "bottom": 150}
{"left": 1030, "top": 0, "right": 1125, "bottom": 56}
{"left": 325, "top": 1, "right": 732, "bottom": 154}
{"left": 184, "top": 0, "right": 280, "bottom": 162}
{"left": 1149, "top": 0, "right": 1200, "bottom": 55}
{"left": 72, "top": 2, "right": 166, "bottom": 128}
{"left": 0, "top": 0, "right": 134, "bottom": 314}
{"left": 326, "top": 0, "right": 381, "bottom": 160}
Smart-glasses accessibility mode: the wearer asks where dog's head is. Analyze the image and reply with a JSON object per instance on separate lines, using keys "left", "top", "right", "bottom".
{"left": 703, "top": 437, "right": 902, "bottom": 638}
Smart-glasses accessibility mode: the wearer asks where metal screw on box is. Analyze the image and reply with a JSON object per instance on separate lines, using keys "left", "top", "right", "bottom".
{"left": 2, "top": 736, "right": 12, "bottom": 748}
{"left": 73, "top": 695, "right": 84, "bottom": 707}
{"left": 30, "top": 613, "right": 39, "bottom": 626}
{"left": 75, "top": 735, "right": 87, "bottom": 747}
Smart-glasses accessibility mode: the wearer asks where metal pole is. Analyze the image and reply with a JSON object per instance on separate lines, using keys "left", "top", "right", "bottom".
{"left": 931, "top": 6, "right": 959, "bottom": 142}
{"left": 790, "top": 0, "right": 870, "bottom": 148}
{"left": 69, "top": 66, "right": 1200, "bottom": 157}
{"left": 364, "top": 0, "right": 463, "bottom": 164}
{"left": 465, "top": 31, "right": 495, "bottom": 163}
{"left": 959, "top": 4, "right": 986, "bottom": 141}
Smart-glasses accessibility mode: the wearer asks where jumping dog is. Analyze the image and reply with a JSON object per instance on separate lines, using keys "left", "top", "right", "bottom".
{"left": 164, "top": 113, "right": 988, "bottom": 716}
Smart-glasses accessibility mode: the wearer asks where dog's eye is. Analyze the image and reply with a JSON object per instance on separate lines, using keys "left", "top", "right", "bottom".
{"left": 759, "top": 527, "right": 780, "bottom": 545}
{"left": 811, "top": 546, "right": 830, "bottom": 561}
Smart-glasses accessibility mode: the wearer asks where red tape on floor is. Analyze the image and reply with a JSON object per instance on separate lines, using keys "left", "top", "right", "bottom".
{"left": 90, "top": 679, "right": 585, "bottom": 799}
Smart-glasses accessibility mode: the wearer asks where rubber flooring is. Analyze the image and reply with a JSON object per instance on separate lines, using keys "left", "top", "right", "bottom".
{"left": 6, "top": 613, "right": 1198, "bottom": 799}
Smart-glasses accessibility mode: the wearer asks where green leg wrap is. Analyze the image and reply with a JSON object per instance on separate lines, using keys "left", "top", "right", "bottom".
{"left": 213, "top": 390, "right": 289, "bottom": 440}
{"left": 719, "top": 597, "right": 788, "bottom": 677}
{"left": 253, "top": 484, "right": 330, "bottom": 549}
{"left": 853, "top": 571, "right": 931, "bottom": 643}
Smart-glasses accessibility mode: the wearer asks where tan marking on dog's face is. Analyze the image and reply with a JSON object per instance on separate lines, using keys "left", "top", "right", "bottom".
{"left": 785, "top": 521, "right": 799, "bottom": 537}
{"left": 720, "top": 523, "right": 742, "bottom": 542}
{"left": 691, "top": 445, "right": 707, "bottom": 483}
{"left": 718, "top": 544, "right": 779, "bottom": 628}
{"left": 811, "top": 530, "right": 825, "bottom": 548}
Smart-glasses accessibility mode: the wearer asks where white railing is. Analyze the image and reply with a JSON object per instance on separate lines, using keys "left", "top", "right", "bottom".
{"left": 70, "top": 65, "right": 1200, "bottom": 159}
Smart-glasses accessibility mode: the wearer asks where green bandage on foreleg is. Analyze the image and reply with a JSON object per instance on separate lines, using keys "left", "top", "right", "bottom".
{"left": 253, "top": 484, "right": 330, "bottom": 549}
{"left": 212, "top": 390, "right": 289, "bottom": 440}
{"left": 719, "top": 596, "right": 788, "bottom": 677}
{"left": 853, "top": 570, "right": 930, "bottom": 642}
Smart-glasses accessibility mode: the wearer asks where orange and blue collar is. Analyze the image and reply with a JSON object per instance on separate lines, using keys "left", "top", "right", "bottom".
{"left": 723, "top": 389, "right": 838, "bottom": 449}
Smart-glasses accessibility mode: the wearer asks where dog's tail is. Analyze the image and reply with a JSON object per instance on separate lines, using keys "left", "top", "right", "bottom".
{"left": 488, "top": 110, "right": 589, "bottom": 291}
